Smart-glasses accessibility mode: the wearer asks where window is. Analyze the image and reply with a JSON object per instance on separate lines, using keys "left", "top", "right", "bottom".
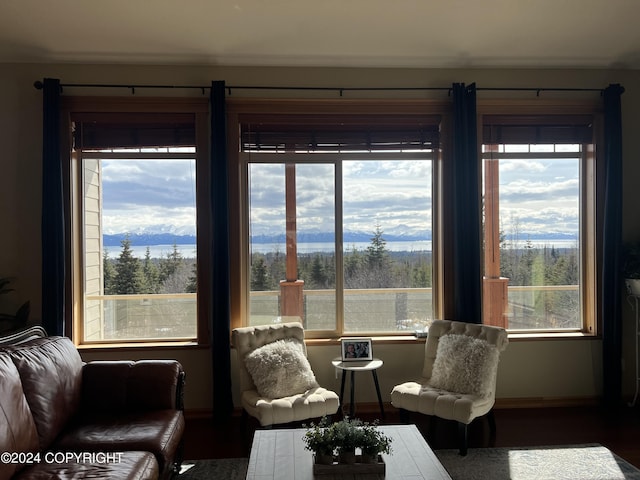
{"left": 230, "top": 102, "right": 444, "bottom": 336}
{"left": 63, "top": 98, "right": 210, "bottom": 344}
{"left": 481, "top": 109, "right": 597, "bottom": 333}
{"left": 230, "top": 99, "right": 601, "bottom": 338}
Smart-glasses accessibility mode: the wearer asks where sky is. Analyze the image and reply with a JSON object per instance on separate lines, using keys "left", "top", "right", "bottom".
{"left": 499, "top": 157, "right": 579, "bottom": 240}
{"left": 248, "top": 160, "right": 432, "bottom": 239}
{"left": 100, "top": 150, "right": 580, "bottom": 243}
{"left": 101, "top": 159, "right": 197, "bottom": 235}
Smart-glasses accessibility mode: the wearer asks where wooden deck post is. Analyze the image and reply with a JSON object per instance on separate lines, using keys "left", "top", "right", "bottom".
{"left": 483, "top": 145, "right": 509, "bottom": 328}
{"left": 280, "top": 163, "right": 305, "bottom": 322}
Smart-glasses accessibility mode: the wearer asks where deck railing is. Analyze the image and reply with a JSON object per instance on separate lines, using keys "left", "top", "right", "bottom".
{"left": 85, "top": 283, "right": 581, "bottom": 340}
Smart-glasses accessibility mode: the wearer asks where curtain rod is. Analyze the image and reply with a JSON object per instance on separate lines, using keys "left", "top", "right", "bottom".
{"left": 33, "top": 80, "right": 606, "bottom": 96}
{"left": 33, "top": 81, "right": 451, "bottom": 96}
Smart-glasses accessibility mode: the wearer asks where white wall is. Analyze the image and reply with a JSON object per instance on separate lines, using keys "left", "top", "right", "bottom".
{"left": 0, "top": 62, "right": 637, "bottom": 411}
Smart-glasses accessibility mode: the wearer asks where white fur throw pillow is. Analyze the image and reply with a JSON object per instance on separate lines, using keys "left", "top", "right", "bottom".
{"left": 429, "top": 334, "right": 499, "bottom": 397}
{"left": 244, "top": 339, "right": 319, "bottom": 398}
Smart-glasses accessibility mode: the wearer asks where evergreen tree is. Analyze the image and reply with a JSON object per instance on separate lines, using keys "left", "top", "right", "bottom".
{"left": 344, "top": 246, "right": 363, "bottom": 288}
{"left": 158, "top": 243, "right": 183, "bottom": 284}
{"left": 103, "top": 250, "right": 116, "bottom": 295}
{"left": 364, "top": 224, "right": 392, "bottom": 287}
{"left": 185, "top": 262, "right": 197, "bottom": 293}
{"left": 268, "top": 250, "right": 286, "bottom": 285}
{"left": 411, "top": 260, "right": 431, "bottom": 287}
{"left": 142, "top": 247, "right": 160, "bottom": 294}
{"left": 157, "top": 243, "right": 192, "bottom": 293}
{"left": 251, "top": 256, "right": 271, "bottom": 291}
{"left": 365, "top": 224, "right": 390, "bottom": 270}
{"left": 114, "top": 236, "right": 145, "bottom": 294}
{"left": 309, "top": 255, "right": 327, "bottom": 288}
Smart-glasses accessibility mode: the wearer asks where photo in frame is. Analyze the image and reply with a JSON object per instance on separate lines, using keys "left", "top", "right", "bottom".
{"left": 341, "top": 337, "right": 373, "bottom": 361}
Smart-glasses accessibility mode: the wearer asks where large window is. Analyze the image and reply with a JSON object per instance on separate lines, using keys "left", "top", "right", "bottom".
{"left": 481, "top": 111, "right": 597, "bottom": 333}
{"left": 232, "top": 104, "right": 442, "bottom": 336}
{"left": 230, "top": 99, "right": 602, "bottom": 338}
{"left": 64, "top": 99, "right": 210, "bottom": 344}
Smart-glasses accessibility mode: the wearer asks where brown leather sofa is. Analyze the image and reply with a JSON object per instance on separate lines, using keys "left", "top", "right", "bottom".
{"left": 0, "top": 333, "right": 185, "bottom": 480}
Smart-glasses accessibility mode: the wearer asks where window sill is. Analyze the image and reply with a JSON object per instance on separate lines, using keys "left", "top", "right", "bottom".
{"left": 307, "top": 331, "right": 598, "bottom": 346}
{"left": 306, "top": 335, "right": 425, "bottom": 347}
{"left": 506, "top": 331, "right": 598, "bottom": 341}
{"left": 76, "top": 340, "right": 205, "bottom": 351}
{"left": 74, "top": 331, "right": 598, "bottom": 352}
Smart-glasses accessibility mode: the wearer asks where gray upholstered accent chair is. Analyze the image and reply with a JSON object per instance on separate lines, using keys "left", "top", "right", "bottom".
{"left": 232, "top": 322, "right": 340, "bottom": 427}
{"left": 391, "top": 319, "right": 508, "bottom": 455}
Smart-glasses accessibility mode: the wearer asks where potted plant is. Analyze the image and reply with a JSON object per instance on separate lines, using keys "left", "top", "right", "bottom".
{"left": 359, "top": 421, "right": 392, "bottom": 464}
{"left": 330, "top": 417, "right": 364, "bottom": 464}
{"left": 623, "top": 243, "right": 640, "bottom": 295}
{"left": 302, "top": 417, "right": 335, "bottom": 465}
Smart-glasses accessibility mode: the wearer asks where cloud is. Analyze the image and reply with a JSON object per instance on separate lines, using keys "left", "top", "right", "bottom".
{"left": 497, "top": 157, "right": 580, "bottom": 237}
{"left": 100, "top": 152, "right": 580, "bottom": 243}
{"left": 249, "top": 160, "right": 432, "bottom": 237}
{"left": 102, "top": 159, "right": 196, "bottom": 234}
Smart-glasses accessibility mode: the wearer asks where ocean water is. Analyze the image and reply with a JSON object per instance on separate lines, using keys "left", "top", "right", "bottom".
{"left": 106, "top": 239, "right": 577, "bottom": 259}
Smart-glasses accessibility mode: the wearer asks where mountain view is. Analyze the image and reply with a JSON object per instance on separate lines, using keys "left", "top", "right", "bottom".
{"left": 103, "top": 229, "right": 577, "bottom": 248}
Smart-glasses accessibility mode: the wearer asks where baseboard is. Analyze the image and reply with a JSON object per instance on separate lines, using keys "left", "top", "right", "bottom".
{"left": 184, "top": 408, "right": 216, "bottom": 420}
{"left": 493, "top": 396, "right": 601, "bottom": 409}
{"left": 184, "top": 396, "right": 602, "bottom": 420}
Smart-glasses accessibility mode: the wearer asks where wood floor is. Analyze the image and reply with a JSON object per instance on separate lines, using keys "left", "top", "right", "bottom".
{"left": 183, "top": 404, "right": 640, "bottom": 469}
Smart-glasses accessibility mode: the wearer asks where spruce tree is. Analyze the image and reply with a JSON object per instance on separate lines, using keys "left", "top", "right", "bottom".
{"left": 142, "top": 247, "right": 160, "bottom": 294}
{"left": 366, "top": 224, "right": 389, "bottom": 270}
{"left": 251, "top": 256, "right": 271, "bottom": 291}
{"left": 159, "top": 243, "right": 183, "bottom": 284}
{"left": 364, "top": 224, "right": 392, "bottom": 287}
{"left": 185, "top": 262, "right": 197, "bottom": 293}
{"left": 103, "top": 250, "right": 116, "bottom": 295}
{"left": 114, "top": 236, "right": 145, "bottom": 294}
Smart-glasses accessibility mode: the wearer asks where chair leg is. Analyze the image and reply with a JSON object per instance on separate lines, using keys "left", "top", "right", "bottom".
{"left": 457, "top": 422, "right": 468, "bottom": 456}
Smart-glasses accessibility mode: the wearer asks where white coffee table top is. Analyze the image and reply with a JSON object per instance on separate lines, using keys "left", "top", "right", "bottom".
{"left": 246, "top": 424, "right": 452, "bottom": 479}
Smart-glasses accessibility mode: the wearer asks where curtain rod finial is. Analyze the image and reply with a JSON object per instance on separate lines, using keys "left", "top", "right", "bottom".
{"left": 34, "top": 80, "right": 44, "bottom": 90}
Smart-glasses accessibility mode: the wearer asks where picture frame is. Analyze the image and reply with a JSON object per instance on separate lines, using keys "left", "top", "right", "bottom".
{"left": 341, "top": 337, "right": 373, "bottom": 361}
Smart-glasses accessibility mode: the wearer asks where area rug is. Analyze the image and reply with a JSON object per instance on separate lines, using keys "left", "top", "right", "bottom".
{"left": 435, "top": 444, "right": 640, "bottom": 480}
{"left": 177, "top": 458, "right": 248, "bottom": 480}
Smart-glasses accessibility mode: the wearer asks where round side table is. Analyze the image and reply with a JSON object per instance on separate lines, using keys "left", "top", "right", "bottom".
{"left": 331, "top": 357, "right": 385, "bottom": 420}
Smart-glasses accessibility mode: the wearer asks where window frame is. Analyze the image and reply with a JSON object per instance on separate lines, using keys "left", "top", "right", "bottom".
{"left": 227, "top": 98, "right": 450, "bottom": 337}
{"left": 61, "top": 96, "right": 211, "bottom": 346}
{"left": 478, "top": 99, "right": 602, "bottom": 337}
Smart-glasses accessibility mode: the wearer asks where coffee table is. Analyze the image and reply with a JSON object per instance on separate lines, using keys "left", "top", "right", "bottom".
{"left": 246, "top": 424, "right": 452, "bottom": 479}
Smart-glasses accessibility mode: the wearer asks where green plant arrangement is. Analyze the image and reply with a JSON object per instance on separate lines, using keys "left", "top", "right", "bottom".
{"left": 330, "top": 417, "right": 363, "bottom": 464}
{"left": 302, "top": 417, "right": 336, "bottom": 465}
{"left": 359, "top": 420, "right": 392, "bottom": 463}
{"left": 302, "top": 416, "right": 392, "bottom": 468}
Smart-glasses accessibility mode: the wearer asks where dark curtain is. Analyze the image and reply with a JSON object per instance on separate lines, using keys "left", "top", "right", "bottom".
{"left": 210, "top": 80, "right": 234, "bottom": 421}
{"left": 41, "top": 78, "right": 65, "bottom": 336}
{"left": 451, "top": 83, "right": 482, "bottom": 323}
{"left": 601, "top": 83, "right": 625, "bottom": 408}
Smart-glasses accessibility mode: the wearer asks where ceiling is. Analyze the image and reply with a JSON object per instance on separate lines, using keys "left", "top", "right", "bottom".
{"left": 1, "top": 0, "right": 639, "bottom": 70}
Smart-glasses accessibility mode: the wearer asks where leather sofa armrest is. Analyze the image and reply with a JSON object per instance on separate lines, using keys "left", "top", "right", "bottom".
{"left": 81, "top": 360, "right": 185, "bottom": 412}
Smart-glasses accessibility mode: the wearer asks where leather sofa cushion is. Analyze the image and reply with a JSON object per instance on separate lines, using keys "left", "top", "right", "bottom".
{"left": 54, "top": 409, "right": 185, "bottom": 474}
{"left": 0, "top": 354, "right": 39, "bottom": 479}
{"left": 7, "top": 337, "right": 83, "bottom": 450}
{"left": 81, "top": 360, "right": 183, "bottom": 412}
{"left": 13, "top": 451, "right": 158, "bottom": 480}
